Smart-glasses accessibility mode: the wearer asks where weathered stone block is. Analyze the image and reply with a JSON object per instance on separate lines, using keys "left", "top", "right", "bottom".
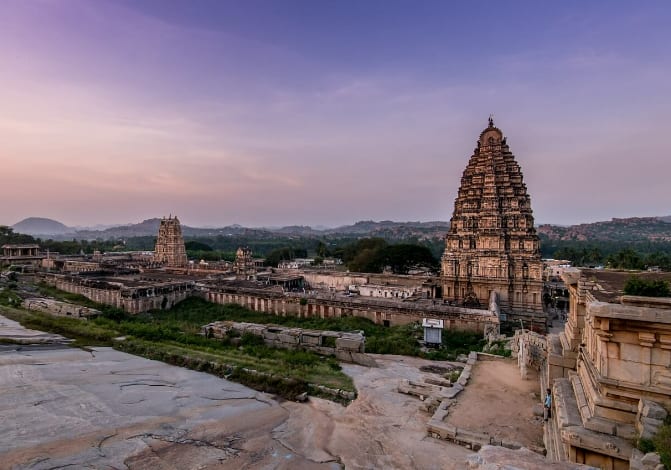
{"left": 443, "top": 384, "right": 464, "bottom": 399}
{"left": 277, "top": 333, "right": 300, "bottom": 344}
{"left": 641, "top": 452, "right": 661, "bottom": 466}
{"left": 640, "top": 400, "right": 668, "bottom": 420}
{"left": 335, "top": 337, "right": 363, "bottom": 351}
{"left": 300, "top": 334, "right": 320, "bottom": 345}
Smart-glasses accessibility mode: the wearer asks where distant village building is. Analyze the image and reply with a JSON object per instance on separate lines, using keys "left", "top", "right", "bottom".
{"left": 357, "top": 284, "right": 417, "bottom": 299}
{"left": 543, "top": 259, "right": 572, "bottom": 281}
{"left": 441, "top": 118, "right": 544, "bottom": 323}
{"left": 278, "top": 258, "right": 315, "bottom": 269}
{"left": 153, "top": 216, "right": 188, "bottom": 268}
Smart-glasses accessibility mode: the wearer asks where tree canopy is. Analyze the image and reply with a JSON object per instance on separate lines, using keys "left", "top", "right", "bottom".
{"left": 623, "top": 276, "right": 671, "bottom": 297}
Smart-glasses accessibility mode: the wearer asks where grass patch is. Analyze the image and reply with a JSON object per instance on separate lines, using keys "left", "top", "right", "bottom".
{"left": 0, "top": 288, "right": 22, "bottom": 307}
{"left": 4, "top": 287, "right": 488, "bottom": 399}
{"left": 485, "top": 340, "right": 513, "bottom": 357}
{"left": 0, "top": 297, "right": 354, "bottom": 399}
{"left": 154, "top": 297, "right": 486, "bottom": 358}
{"left": 423, "top": 330, "right": 487, "bottom": 361}
{"left": 0, "top": 307, "right": 117, "bottom": 346}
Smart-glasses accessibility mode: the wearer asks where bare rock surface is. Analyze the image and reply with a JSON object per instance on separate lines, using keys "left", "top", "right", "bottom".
{"left": 0, "top": 314, "right": 68, "bottom": 344}
{"left": 0, "top": 315, "right": 566, "bottom": 470}
{"left": 274, "top": 354, "right": 472, "bottom": 470}
{"left": 0, "top": 343, "right": 336, "bottom": 469}
{"left": 466, "top": 445, "right": 597, "bottom": 469}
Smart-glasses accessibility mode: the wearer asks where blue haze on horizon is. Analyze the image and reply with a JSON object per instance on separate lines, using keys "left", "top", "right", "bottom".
{"left": 0, "top": 0, "right": 669, "bottom": 228}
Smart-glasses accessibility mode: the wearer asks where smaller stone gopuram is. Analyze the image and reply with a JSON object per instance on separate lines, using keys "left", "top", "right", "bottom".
{"left": 233, "top": 246, "right": 256, "bottom": 279}
{"left": 153, "top": 216, "right": 188, "bottom": 268}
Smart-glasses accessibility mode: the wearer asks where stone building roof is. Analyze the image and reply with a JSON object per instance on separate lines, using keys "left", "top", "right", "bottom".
{"left": 578, "top": 268, "right": 671, "bottom": 303}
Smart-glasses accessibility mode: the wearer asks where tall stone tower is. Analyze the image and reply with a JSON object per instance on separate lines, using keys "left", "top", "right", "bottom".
{"left": 154, "top": 216, "right": 188, "bottom": 268}
{"left": 233, "top": 246, "right": 256, "bottom": 279}
{"left": 441, "top": 118, "right": 543, "bottom": 318}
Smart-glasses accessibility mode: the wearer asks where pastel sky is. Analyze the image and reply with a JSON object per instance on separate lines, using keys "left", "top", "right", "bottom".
{"left": 1, "top": 0, "right": 670, "bottom": 228}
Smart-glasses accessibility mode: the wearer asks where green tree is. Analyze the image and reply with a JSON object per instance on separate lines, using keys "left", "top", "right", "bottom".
{"left": 185, "top": 241, "right": 213, "bottom": 251}
{"left": 380, "top": 244, "right": 438, "bottom": 274}
{"left": 316, "top": 241, "right": 328, "bottom": 257}
{"left": 623, "top": 276, "right": 671, "bottom": 297}
{"left": 349, "top": 247, "right": 385, "bottom": 273}
{"left": 0, "top": 226, "right": 36, "bottom": 245}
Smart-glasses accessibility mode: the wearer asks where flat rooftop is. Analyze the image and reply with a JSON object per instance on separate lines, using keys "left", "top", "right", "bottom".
{"left": 74, "top": 272, "right": 199, "bottom": 288}
{"left": 580, "top": 269, "right": 671, "bottom": 303}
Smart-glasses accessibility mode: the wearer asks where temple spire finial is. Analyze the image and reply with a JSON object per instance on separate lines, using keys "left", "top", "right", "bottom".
{"left": 488, "top": 114, "right": 494, "bottom": 128}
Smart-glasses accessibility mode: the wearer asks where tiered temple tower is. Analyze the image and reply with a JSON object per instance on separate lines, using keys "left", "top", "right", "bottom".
{"left": 441, "top": 118, "right": 543, "bottom": 319}
{"left": 233, "top": 246, "right": 256, "bottom": 279}
{"left": 153, "top": 216, "right": 188, "bottom": 268}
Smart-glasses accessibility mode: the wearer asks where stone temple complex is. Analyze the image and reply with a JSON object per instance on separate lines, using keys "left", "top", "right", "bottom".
{"left": 153, "top": 215, "right": 188, "bottom": 268}
{"left": 441, "top": 118, "right": 543, "bottom": 324}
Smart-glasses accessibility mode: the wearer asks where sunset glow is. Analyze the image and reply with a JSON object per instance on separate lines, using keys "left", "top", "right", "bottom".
{"left": 1, "top": 0, "right": 670, "bottom": 227}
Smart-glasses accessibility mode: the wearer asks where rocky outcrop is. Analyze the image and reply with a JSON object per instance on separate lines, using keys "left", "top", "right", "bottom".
{"left": 466, "top": 445, "right": 597, "bottom": 469}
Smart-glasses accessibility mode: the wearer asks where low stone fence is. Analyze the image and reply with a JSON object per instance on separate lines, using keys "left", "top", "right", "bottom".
{"left": 22, "top": 297, "right": 101, "bottom": 319}
{"left": 202, "top": 320, "right": 375, "bottom": 366}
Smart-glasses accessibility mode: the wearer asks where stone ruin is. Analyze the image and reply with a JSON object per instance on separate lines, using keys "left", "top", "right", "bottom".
{"left": 511, "top": 328, "right": 548, "bottom": 380}
{"left": 22, "top": 297, "right": 101, "bottom": 319}
{"left": 202, "top": 320, "right": 375, "bottom": 366}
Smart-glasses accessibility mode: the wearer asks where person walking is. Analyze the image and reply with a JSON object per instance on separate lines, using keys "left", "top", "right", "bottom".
{"left": 544, "top": 388, "right": 552, "bottom": 421}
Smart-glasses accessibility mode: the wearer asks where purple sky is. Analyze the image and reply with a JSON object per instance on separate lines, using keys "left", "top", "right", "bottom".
{"left": 1, "top": 0, "right": 670, "bottom": 228}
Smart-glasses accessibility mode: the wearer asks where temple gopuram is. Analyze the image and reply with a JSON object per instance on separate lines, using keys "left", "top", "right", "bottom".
{"left": 153, "top": 215, "right": 188, "bottom": 268}
{"left": 441, "top": 118, "right": 544, "bottom": 325}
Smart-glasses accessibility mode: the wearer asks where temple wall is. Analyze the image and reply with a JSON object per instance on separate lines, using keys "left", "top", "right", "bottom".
{"left": 203, "top": 288, "right": 497, "bottom": 333}
{"left": 39, "top": 273, "right": 194, "bottom": 314}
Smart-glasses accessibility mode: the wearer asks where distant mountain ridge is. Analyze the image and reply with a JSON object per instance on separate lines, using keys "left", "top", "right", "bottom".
{"left": 538, "top": 217, "right": 671, "bottom": 242}
{"left": 12, "top": 217, "right": 71, "bottom": 236}
{"left": 8, "top": 215, "right": 671, "bottom": 242}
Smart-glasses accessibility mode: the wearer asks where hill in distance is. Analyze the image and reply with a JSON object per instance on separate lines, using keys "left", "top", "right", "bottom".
{"left": 537, "top": 217, "right": 671, "bottom": 242}
{"left": 8, "top": 215, "right": 671, "bottom": 243}
{"left": 12, "top": 217, "right": 72, "bottom": 236}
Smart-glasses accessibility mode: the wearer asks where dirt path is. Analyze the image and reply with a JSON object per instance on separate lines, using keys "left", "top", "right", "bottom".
{"left": 446, "top": 357, "right": 544, "bottom": 449}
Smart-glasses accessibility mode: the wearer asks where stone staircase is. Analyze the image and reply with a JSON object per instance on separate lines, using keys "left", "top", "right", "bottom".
{"left": 548, "top": 374, "right": 634, "bottom": 464}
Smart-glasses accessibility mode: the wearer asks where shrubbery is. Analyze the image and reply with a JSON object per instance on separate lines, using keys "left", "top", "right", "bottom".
{"left": 638, "top": 418, "right": 671, "bottom": 468}
{"left": 624, "top": 276, "right": 671, "bottom": 297}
